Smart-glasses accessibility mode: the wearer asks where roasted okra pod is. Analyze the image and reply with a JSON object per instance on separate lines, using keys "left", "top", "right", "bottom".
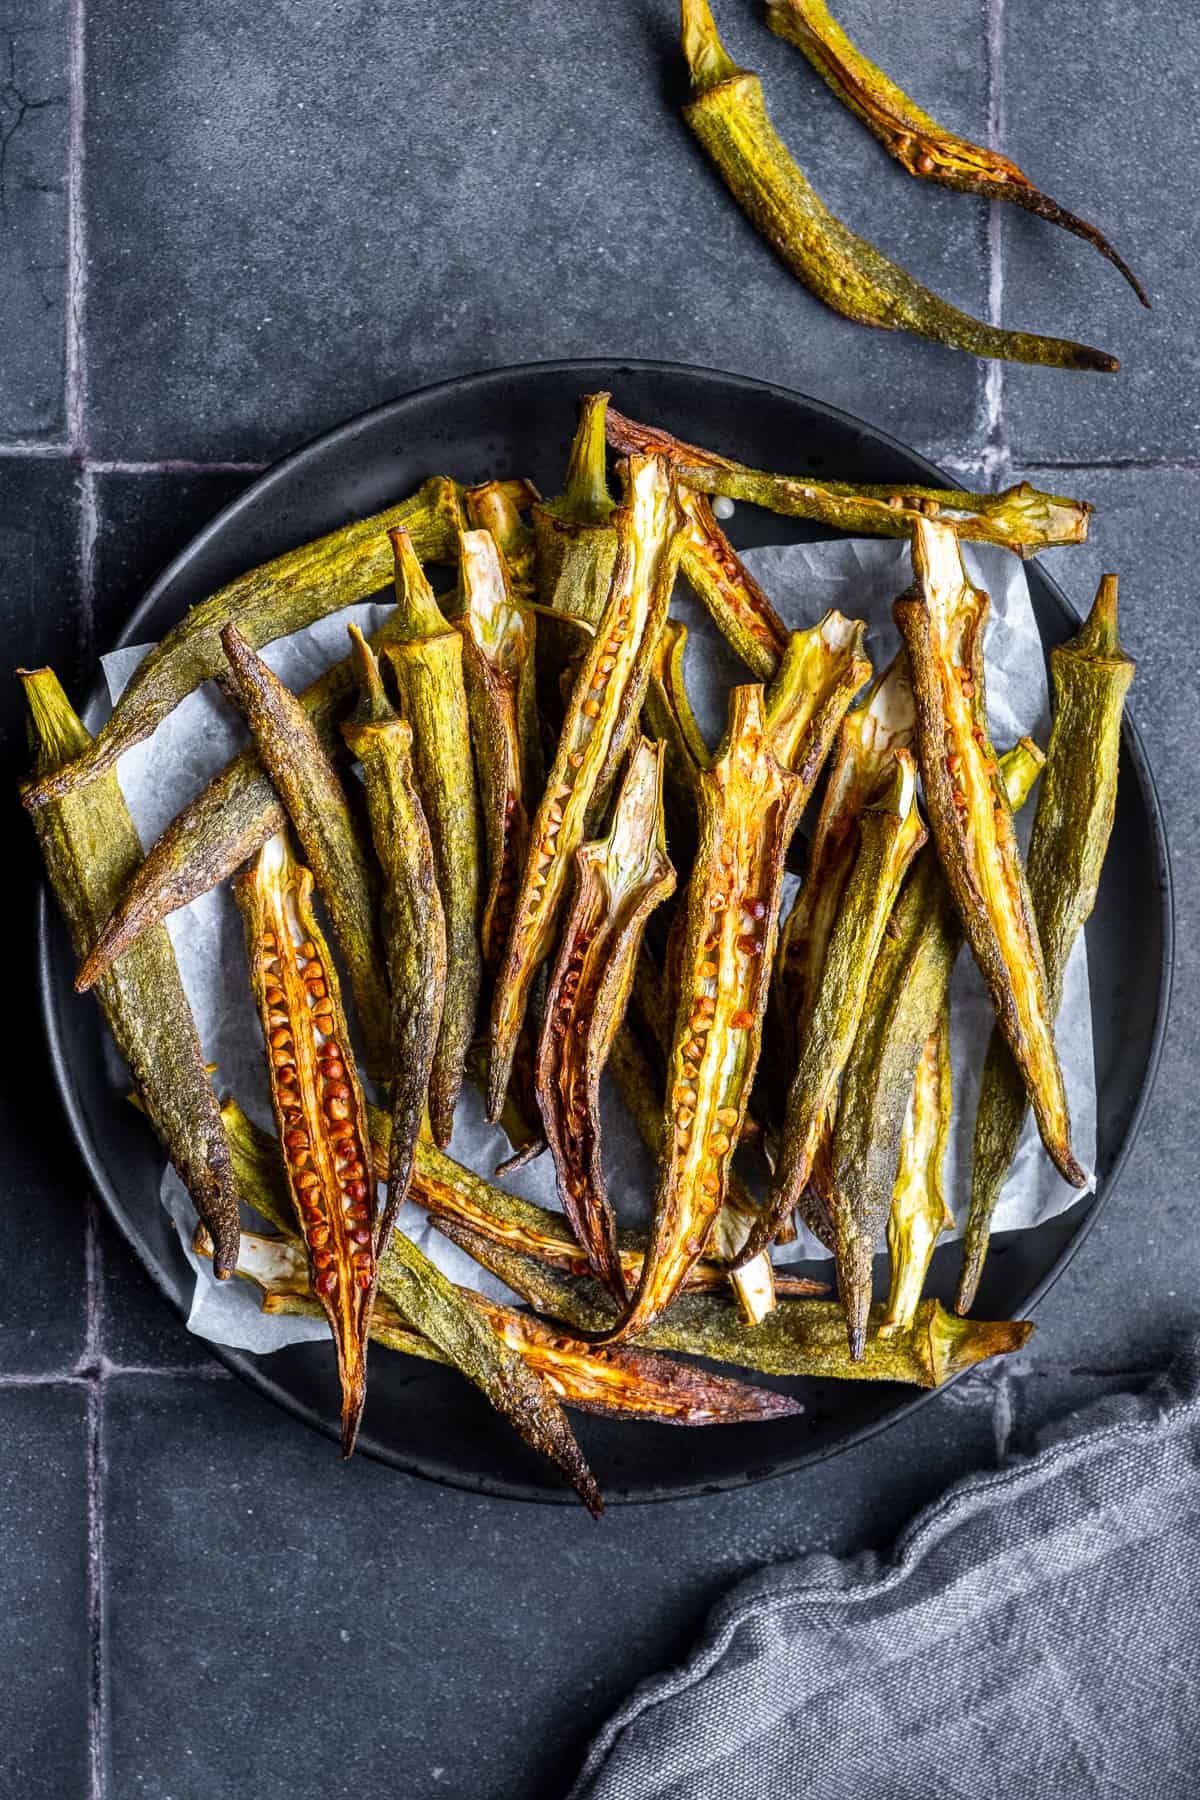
{"left": 679, "top": 0, "right": 1117, "bottom": 371}
{"left": 341, "top": 627, "right": 446, "bottom": 1250}
{"left": 896, "top": 517, "right": 1083, "bottom": 1189}
{"left": 21, "top": 667, "right": 242, "bottom": 1280}
{"left": 25, "top": 476, "right": 465, "bottom": 809}
{"left": 487, "top": 452, "right": 683, "bottom": 1116}
{"left": 677, "top": 487, "right": 789, "bottom": 680}
{"left": 220, "top": 624, "right": 391, "bottom": 1079}
{"left": 536, "top": 737, "right": 676, "bottom": 1295}
{"left": 607, "top": 407, "right": 1094, "bottom": 557}
{"left": 959, "top": 577, "right": 1134, "bottom": 1313}
{"left": 533, "top": 391, "right": 619, "bottom": 628}
{"left": 384, "top": 528, "right": 484, "bottom": 1146}
{"left": 767, "top": 0, "right": 1148, "bottom": 306}
{"left": 437, "top": 1221, "right": 1034, "bottom": 1389}
{"left": 747, "top": 753, "right": 926, "bottom": 1284}
{"left": 882, "top": 1010, "right": 953, "bottom": 1336}
{"left": 235, "top": 832, "right": 377, "bottom": 1455}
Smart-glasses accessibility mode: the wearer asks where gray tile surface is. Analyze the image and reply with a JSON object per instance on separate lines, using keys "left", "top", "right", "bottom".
{"left": 1003, "top": 0, "right": 1197, "bottom": 460}
{"left": 83, "top": 0, "right": 989, "bottom": 464}
{"left": 0, "top": 1385, "right": 91, "bottom": 1800}
{"left": 103, "top": 1370, "right": 999, "bottom": 1800}
{"left": 0, "top": 3, "right": 70, "bottom": 439}
{"left": 8, "top": 455, "right": 90, "bottom": 1377}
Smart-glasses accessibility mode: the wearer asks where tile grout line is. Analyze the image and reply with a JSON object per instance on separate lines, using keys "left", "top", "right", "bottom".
{"left": 85, "top": 1375, "right": 107, "bottom": 1800}
{"left": 981, "top": 0, "right": 1011, "bottom": 487}
{"left": 64, "top": 0, "right": 87, "bottom": 455}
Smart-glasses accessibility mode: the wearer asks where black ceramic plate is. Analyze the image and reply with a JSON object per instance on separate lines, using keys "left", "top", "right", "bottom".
{"left": 38, "top": 360, "right": 1172, "bottom": 1504}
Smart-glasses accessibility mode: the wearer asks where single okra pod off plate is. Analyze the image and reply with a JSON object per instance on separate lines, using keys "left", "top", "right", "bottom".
{"left": 37, "top": 362, "right": 1170, "bottom": 1503}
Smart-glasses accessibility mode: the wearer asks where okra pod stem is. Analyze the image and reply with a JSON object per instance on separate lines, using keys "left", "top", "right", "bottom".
{"left": 607, "top": 406, "right": 1094, "bottom": 556}
{"left": 383, "top": 528, "right": 484, "bottom": 1146}
{"left": 536, "top": 738, "right": 676, "bottom": 1295}
{"left": 21, "top": 667, "right": 242, "bottom": 1279}
{"left": 749, "top": 753, "right": 927, "bottom": 1287}
{"left": 24, "top": 477, "right": 464, "bottom": 810}
{"left": 896, "top": 517, "right": 1083, "bottom": 1188}
{"left": 533, "top": 391, "right": 619, "bottom": 626}
{"left": 341, "top": 627, "right": 446, "bottom": 1252}
{"left": 958, "top": 577, "right": 1134, "bottom": 1313}
{"left": 487, "top": 452, "right": 683, "bottom": 1117}
{"left": 235, "top": 832, "right": 377, "bottom": 1454}
{"left": 680, "top": 0, "right": 1118, "bottom": 371}
{"left": 437, "top": 1220, "right": 1033, "bottom": 1388}
{"left": 767, "top": 0, "right": 1148, "bottom": 307}
{"left": 220, "top": 624, "right": 390, "bottom": 1078}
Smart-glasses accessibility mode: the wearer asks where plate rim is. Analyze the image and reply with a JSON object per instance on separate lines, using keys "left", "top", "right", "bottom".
{"left": 36, "top": 355, "right": 1176, "bottom": 1504}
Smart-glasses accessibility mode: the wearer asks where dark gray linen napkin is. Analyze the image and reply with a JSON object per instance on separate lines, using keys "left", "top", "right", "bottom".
{"left": 570, "top": 1345, "right": 1200, "bottom": 1800}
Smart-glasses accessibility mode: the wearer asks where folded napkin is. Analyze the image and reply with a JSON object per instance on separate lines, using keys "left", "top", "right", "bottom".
{"left": 570, "top": 1345, "right": 1200, "bottom": 1800}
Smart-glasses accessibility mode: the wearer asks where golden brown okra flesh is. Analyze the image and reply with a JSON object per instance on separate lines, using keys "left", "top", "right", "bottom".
{"left": 235, "top": 832, "right": 377, "bottom": 1456}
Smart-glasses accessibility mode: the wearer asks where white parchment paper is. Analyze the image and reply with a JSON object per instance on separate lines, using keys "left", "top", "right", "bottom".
{"left": 99, "top": 532, "right": 1095, "bottom": 1351}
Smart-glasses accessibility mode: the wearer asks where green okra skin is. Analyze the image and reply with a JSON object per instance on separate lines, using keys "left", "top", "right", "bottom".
{"left": 828, "top": 739, "right": 1045, "bottom": 1347}
{"left": 766, "top": 0, "right": 1149, "bottom": 308}
{"left": 384, "top": 528, "right": 484, "bottom": 1148}
{"left": 24, "top": 477, "right": 465, "bottom": 811}
{"left": 744, "top": 752, "right": 927, "bottom": 1281}
{"left": 769, "top": 652, "right": 915, "bottom": 1104}
{"left": 641, "top": 618, "right": 711, "bottom": 855}
{"left": 20, "top": 668, "right": 242, "bottom": 1278}
{"left": 200, "top": 1222, "right": 804, "bottom": 1429}
{"left": 677, "top": 487, "right": 789, "bottom": 681}
{"left": 487, "top": 452, "right": 683, "bottom": 1120}
{"left": 897, "top": 517, "right": 1083, "bottom": 1190}
{"left": 533, "top": 391, "right": 619, "bottom": 625}
{"left": 74, "top": 599, "right": 455, "bottom": 996}
{"left": 882, "top": 1008, "right": 953, "bottom": 1337}
{"left": 341, "top": 627, "right": 446, "bottom": 1253}
{"left": 435, "top": 1218, "right": 1034, "bottom": 1388}
{"left": 215, "top": 1098, "right": 601, "bottom": 1513}
{"left": 958, "top": 578, "right": 1134, "bottom": 1315}
{"left": 606, "top": 407, "right": 1094, "bottom": 558}
{"left": 455, "top": 527, "right": 540, "bottom": 974}
{"left": 219, "top": 624, "right": 390, "bottom": 1079}
{"left": 535, "top": 738, "right": 676, "bottom": 1296}
{"left": 679, "top": 0, "right": 1118, "bottom": 372}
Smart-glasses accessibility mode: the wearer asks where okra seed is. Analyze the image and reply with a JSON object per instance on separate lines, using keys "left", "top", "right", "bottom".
{"left": 916, "top": 151, "right": 935, "bottom": 175}
{"left": 350, "top": 1227, "right": 372, "bottom": 1247}
{"left": 326, "top": 1096, "right": 351, "bottom": 1122}
{"left": 731, "top": 1010, "right": 754, "bottom": 1030}
{"left": 700, "top": 1174, "right": 720, "bottom": 1195}
{"left": 314, "top": 1268, "right": 338, "bottom": 1296}
{"left": 344, "top": 1180, "right": 368, "bottom": 1201}
{"left": 716, "top": 1107, "right": 739, "bottom": 1127}
{"left": 308, "top": 1224, "right": 330, "bottom": 1248}
{"left": 709, "top": 1133, "right": 731, "bottom": 1155}
{"left": 582, "top": 699, "right": 601, "bottom": 718}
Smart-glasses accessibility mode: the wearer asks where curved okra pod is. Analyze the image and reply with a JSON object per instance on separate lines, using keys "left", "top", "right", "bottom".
{"left": 487, "top": 452, "right": 683, "bottom": 1117}
{"left": 536, "top": 738, "right": 676, "bottom": 1295}
{"left": 678, "top": 488, "right": 789, "bottom": 680}
{"left": 745, "top": 753, "right": 927, "bottom": 1283}
{"left": 234, "top": 832, "right": 377, "bottom": 1455}
{"left": 896, "top": 517, "right": 1084, "bottom": 1189}
{"left": 679, "top": 0, "right": 1118, "bottom": 371}
{"left": 199, "top": 1224, "right": 802, "bottom": 1428}
{"left": 437, "top": 1220, "right": 1034, "bottom": 1388}
{"left": 959, "top": 578, "right": 1134, "bottom": 1313}
{"left": 770, "top": 653, "right": 915, "bottom": 1091}
{"left": 766, "top": 0, "right": 1148, "bottom": 307}
{"left": 383, "top": 528, "right": 484, "bottom": 1146}
{"left": 455, "top": 528, "right": 540, "bottom": 973}
{"left": 831, "top": 739, "right": 1045, "bottom": 1346}
{"left": 74, "top": 600, "right": 453, "bottom": 994}
{"left": 882, "top": 1009, "right": 953, "bottom": 1336}
{"left": 20, "top": 668, "right": 242, "bottom": 1279}
{"left": 641, "top": 618, "right": 711, "bottom": 862}
{"left": 606, "top": 406, "right": 1094, "bottom": 557}
{"left": 341, "top": 628, "right": 446, "bottom": 1252}
{"left": 24, "top": 476, "right": 464, "bottom": 810}
{"left": 220, "top": 624, "right": 390, "bottom": 1078}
